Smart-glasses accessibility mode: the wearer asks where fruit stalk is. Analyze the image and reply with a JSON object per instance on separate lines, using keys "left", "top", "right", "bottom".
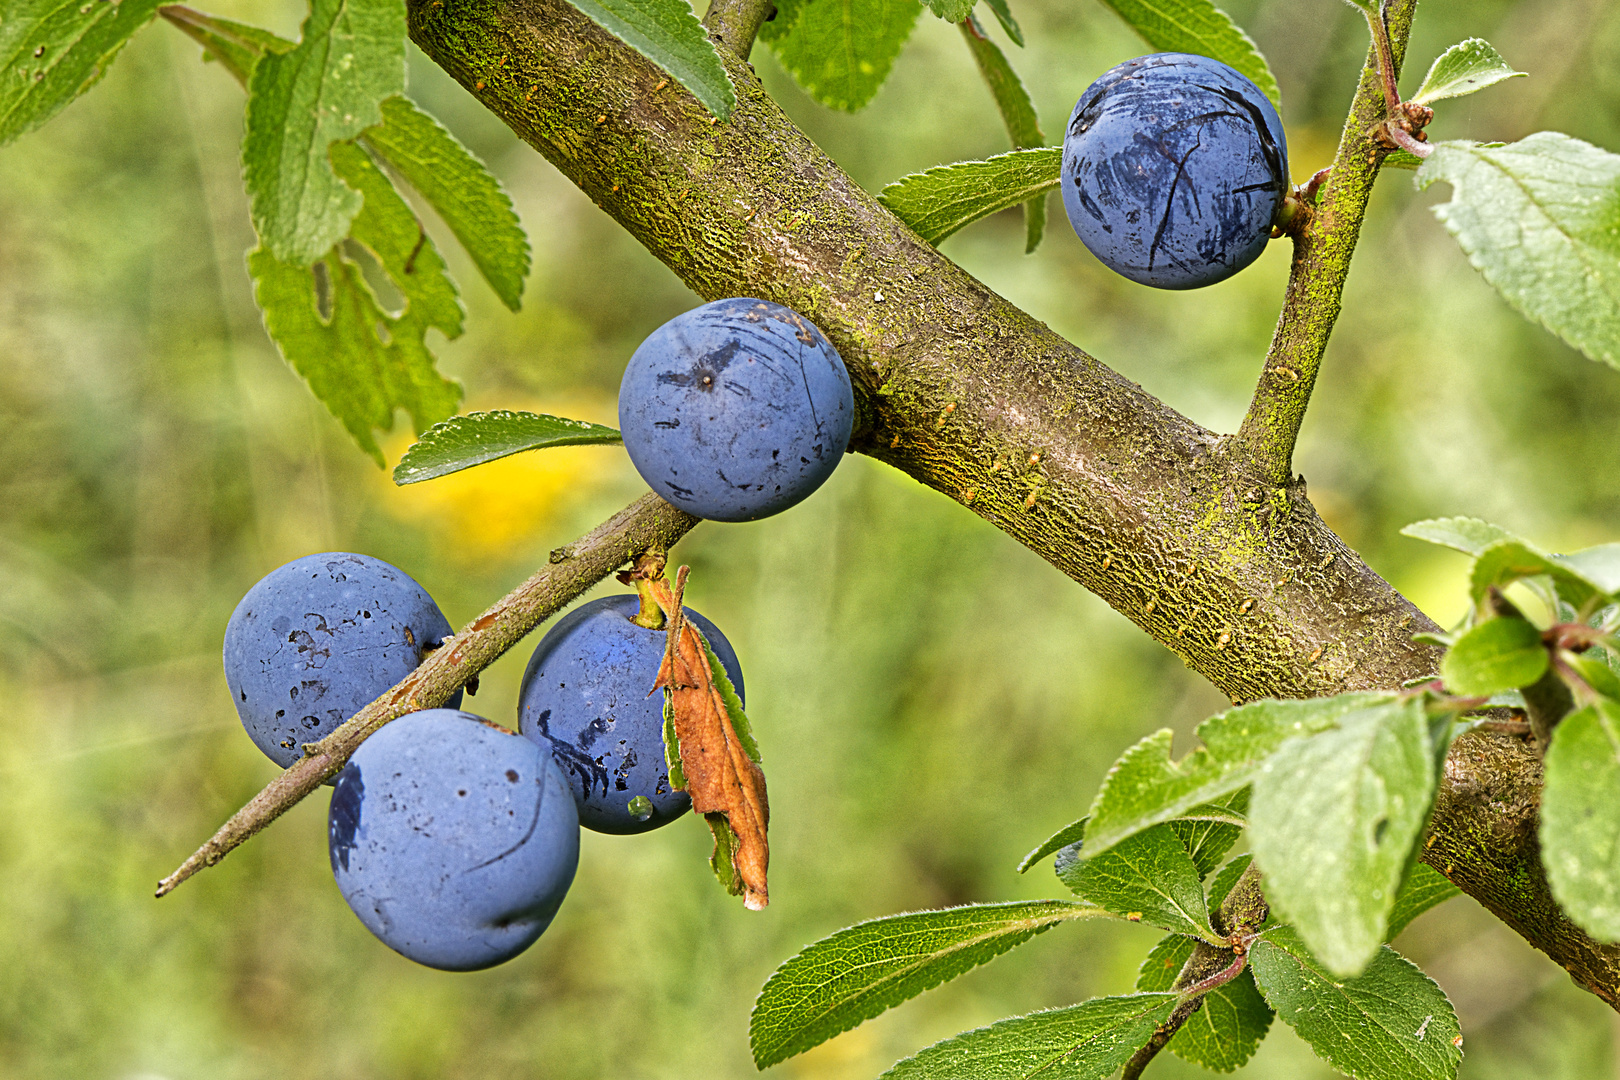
{"left": 155, "top": 493, "right": 697, "bottom": 897}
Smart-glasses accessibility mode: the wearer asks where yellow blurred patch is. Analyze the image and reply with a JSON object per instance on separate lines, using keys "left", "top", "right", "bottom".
{"left": 379, "top": 397, "right": 624, "bottom": 561}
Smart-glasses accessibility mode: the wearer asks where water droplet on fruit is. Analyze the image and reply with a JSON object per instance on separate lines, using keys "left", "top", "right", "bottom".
{"left": 628, "top": 796, "right": 654, "bottom": 820}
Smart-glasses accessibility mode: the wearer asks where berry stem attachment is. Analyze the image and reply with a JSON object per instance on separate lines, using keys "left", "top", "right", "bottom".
{"left": 154, "top": 493, "right": 698, "bottom": 898}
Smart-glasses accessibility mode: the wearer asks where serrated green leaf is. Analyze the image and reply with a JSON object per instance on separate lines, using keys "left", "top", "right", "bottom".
{"left": 1056, "top": 823, "right": 1216, "bottom": 940}
{"left": 1136, "top": 933, "right": 1274, "bottom": 1071}
{"left": 1417, "top": 134, "right": 1620, "bottom": 371}
{"left": 749, "top": 900, "right": 1103, "bottom": 1068}
{"left": 879, "top": 993, "right": 1179, "bottom": 1080}
{"left": 1413, "top": 38, "right": 1526, "bottom": 105}
{"left": 1386, "top": 864, "right": 1461, "bottom": 941}
{"left": 879, "top": 146, "right": 1061, "bottom": 246}
{"left": 1171, "top": 789, "right": 1248, "bottom": 878}
{"left": 0, "top": 0, "right": 162, "bottom": 149}
{"left": 1018, "top": 816, "right": 1087, "bottom": 873}
{"left": 1570, "top": 653, "right": 1620, "bottom": 701}
{"left": 392, "top": 410, "right": 621, "bottom": 484}
{"left": 927, "top": 0, "right": 973, "bottom": 20}
{"left": 1441, "top": 616, "right": 1548, "bottom": 696}
{"left": 364, "top": 95, "right": 530, "bottom": 311}
{"left": 1136, "top": 933, "right": 1195, "bottom": 992}
{"left": 562, "top": 0, "right": 734, "bottom": 119}
{"left": 1205, "top": 853, "right": 1252, "bottom": 910}
{"left": 1093, "top": 0, "right": 1280, "bottom": 109}
{"left": 763, "top": 0, "right": 922, "bottom": 112}
{"left": 1251, "top": 928, "right": 1462, "bottom": 1080}
{"left": 1471, "top": 538, "right": 1614, "bottom": 611}
{"left": 1400, "top": 516, "right": 1517, "bottom": 557}
{"left": 981, "top": 0, "right": 1022, "bottom": 45}
{"left": 1557, "top": 545, "right": 1620, "bottom": 596}
{"left": 1542, "top": 701, "right": 1620, "bottom": 940}
{"left": 1384, "top": 148, "right": 1424, "bottom": 170}
{"left": 706, "top": 809, "right": 744, "bottom": 895}
{"left": 1083, "top": 693, "right": 1394, "bottom": 859}
{"left": 249, "top": 138, "right": 462, "bottom": 464}
{"left": 1249, "top": 697, "right": 1441, "bottom": 978}
{"left": 159, "top": 4, "right": 292, "bottom": 87}
{"left": 959, "top": 17, "right": 1046, "bottom": 251}
{"left": 242, "top": 0, "right": 405, "bottom": 265}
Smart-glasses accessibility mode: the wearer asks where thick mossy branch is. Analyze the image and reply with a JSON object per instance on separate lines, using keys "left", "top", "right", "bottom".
{"left": 404, "top": 0, "right": 1620, "bottom": 1003}
{"left": 155, "top": 494, "right": 697, "bottom": 896}
{"left": 1227, "top": 2, "right": 1416, "bottom": 488}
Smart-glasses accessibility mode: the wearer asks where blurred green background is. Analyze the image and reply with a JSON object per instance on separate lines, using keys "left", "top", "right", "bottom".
{"left": 2, "top": 0, "right": 1619, "bottom": 1076}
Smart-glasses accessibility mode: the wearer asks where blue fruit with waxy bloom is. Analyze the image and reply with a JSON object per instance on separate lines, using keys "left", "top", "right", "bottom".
{"left": 1061, "top": 53, "right": 1289, "bottom": 289}
{"left": 518, "top": 594, "right": 745, "bottom": 834}
{"left": 618, "top": 297, "right": 854, "bottom": 522}
{"left": 224, "top": 552, "right": 461, "bottom": 771}
{"left": 328, "top": 708, "right": 580, "bottom": 971}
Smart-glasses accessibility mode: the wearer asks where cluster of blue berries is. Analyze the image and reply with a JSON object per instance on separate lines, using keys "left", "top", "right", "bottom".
{"left": 221, "top": 299, "right": 848, "bottom": 969}
{"left": 1061, "top": 53, "right": 1289, "bottom": 290}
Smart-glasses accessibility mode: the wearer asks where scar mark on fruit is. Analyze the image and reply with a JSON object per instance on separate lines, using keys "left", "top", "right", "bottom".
{"left": 534, "top": 708, "right": 611, "bottom": 797}
{"left": 466, "top": 777, "right": 547, "bottom": 871}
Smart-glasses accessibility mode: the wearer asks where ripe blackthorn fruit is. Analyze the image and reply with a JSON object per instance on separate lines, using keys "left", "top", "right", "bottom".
{"left": 1061, "top": 53, "right": 1288, "bottom": 289}
{"left": 224, "top": 552, "right": 461, "bottom": 770}
{"left": 328, "top": 708, "right": 580, "bottom": 971}
{"left": 518, "top": 594, "right": 744, "bottom": 834}
{"left": 618, "top": 297, "right": 854, "bottom": 522}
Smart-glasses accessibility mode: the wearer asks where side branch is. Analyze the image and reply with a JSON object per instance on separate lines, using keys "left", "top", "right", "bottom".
{"left": 155, "top": 493, "right": 698, "bottom": 897}
{"left": 1226, "top": 2, "right": 1417, "bottom": 488}
{"left": 701, "top": 0, "right": 772, "bottom": 60}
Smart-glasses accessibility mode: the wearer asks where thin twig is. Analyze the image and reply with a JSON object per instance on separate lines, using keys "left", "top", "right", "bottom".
{"left": 702, "top": 0, "right": 774, "bottom": 60}
{"left": 155, "top": 493, "right": 699, "bottom": 897}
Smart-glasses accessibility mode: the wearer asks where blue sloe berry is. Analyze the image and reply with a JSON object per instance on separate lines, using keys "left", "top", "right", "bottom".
{"left": 1061, "top": 53, "right": 1288, "bottom": 289}
{"left": 224, "top": 552, "right": 461, "bottom": 770}
{"left": 618, "top": 297, "right": 854, "bottom": 522}
{"left": 328, "top": 708, "right": 580, "bottom": 971}
{"left": 518, "top": 594, "right": 744, "bottom": 834}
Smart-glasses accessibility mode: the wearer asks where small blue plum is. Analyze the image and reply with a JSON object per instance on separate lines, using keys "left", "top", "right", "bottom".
{"left": 518, "top": 594, "right": 744, "bottom": 834}
{"left": 1061, "top": 53, "right": 1288, "bottom": 289}
{"left": 224, "top": 552, "right": 461, "bottom": 770}
{"left": 618, "top": 298, "right": 854, "bottom": 522}
{"left": 328, "top": 708, "right": 580, "bottom": 971}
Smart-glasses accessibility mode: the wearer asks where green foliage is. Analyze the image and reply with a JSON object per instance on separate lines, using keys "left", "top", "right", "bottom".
{"left": 877, "top": 993, "right": 1178, "bottom": 1080}
{"left": 958, "top": 17, "right": 1045, "bottom": 251}
{"left": 159, "top": 5, "right": 293, "bottom": 84}
{"left": 1205, "top": 854, "right": 1251, "bottom": 909}
{"left": 1169, "top": 789, "right": 1248, "bottom": 878}
{"left": 1136, "top": 935, "right": 1274, "bottom": 1071}
{"left": 561, "top": 0, "right": 734, "bottom": 119}
{"left": 927, "top": 0, "right": 974, "bottom": 21}
{"left": 249, "top": 139, "right": 463, "bottom": 465}
{"left": 392, "top": 411, "right": 621, "bottom": 484}
{"left": 1018, "top": 816, "right": 1087, "bottom": 873}
{"left": 241, "top": 0, "right": 404, "bottom": 266}
{"left": 1417, "top": 134, "right": 1620, "bottom": 372}
{"left": 1249, "top": 697, "right": 1444, "bottom": 978}
{"left": 1082, "top": 693, "right": 1393, "bottom": 858}
{"left": 1400, "top": 516, "right": 1516, "bottom": 557}
{"left": 1541, "top": 701, "right": 1620, "bottom": 940}
{"left": 365, "top": 96, "right": 531, "bottom": 311}
{"left": 1413, "top": 38, "right": 1526, "bottom": 104}
{"left": 1092, "top": 0, "right": 1280, "bottom": 108}
{"left": 1441, "top": 616, "right": 1548, "bottom": 696}
{"left": 1386, "top": 864, "right": 1462, "bottom": 940}
{"left": 761, "top": 0, "right": 923, "bottom": 112}
{"left": 749, "top": 900, "right": 1102, "bottom": 1068}
{"left": 1055, "top": 823, "right": 1217, "bottom": 940}
{"left": 1471, "top": 538, "right": 1617, "bottom": 610}
{"left": 0, "top": 0, "right": 162, "bottom": 148}
{"left": 981, "top": 0, "right": 1022, "bottom": 45}
{"left": 879, "top": 146, "right": 1059, "bottom": 246}
{"left": 1250, "top": 927, "right": 1463, "bottom": 1080}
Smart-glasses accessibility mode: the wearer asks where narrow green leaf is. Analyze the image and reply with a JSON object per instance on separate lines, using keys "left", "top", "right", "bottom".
{"left": 392, "top": 410, "right": 621, "bottom": 484}
{"left": 697, "top": 628, "right": 760, "bottom": 762}
{"left": 1570, "top": 653, "right": 1620, "bottom": 701}
{"left": 1471, "top": 538, "right": 1614, "bottom": 610}
{"left": 1542, "top": 701, "right": 1620, "bottom": 940}
{"left": 879, "top": 146, "right": 1060, "bottom": 246}
{"left": 1249, "top": 697, "right": 1439, "bottom": 978}
{"left": 1083, "top": 693, "right": 1394, "bottom": 858}
{"left": 563, "top": 0, "right": 734, "bottom": 119}
{"left": 705, "top": 810, "right": 744, "bottom": 895}
{"left": 927, "top": 0, "right": 973, "bottom": 20}
{"left": 249, "top": 138, "right": 463, "bottom": 464}
{"left": 1386, "top": 864, "right": 1461, "bottom": 941}
{"left": 981, "top": 0, "right": 1022, "bottom": 45}
{"left": 242, "top": 0, "right": 405, "bottom": 265}
{"left": 1441, "top": 616, "right": 1548, "bottom": 696}
{"left": 762, "top": 0, "right": 923, "bottom": 112}
{"left": 1400, "top": 516, "right": 1516, "bottom": 557}
{"left": 1093, "top": 0, "right": 1280, "bottom": 109}
{"left": 1384, "top": 149, "right": 1424, "bottom": 170}
{"left": 959, "top": 17, "right": 1046, "bottom": 252}
{"left": 159, "top": 5, "right": 292, "bottom": 87}
{"left": 1205, "top": 853, "right": 1252, "bottom": 910}
{"left": 878, "top": 993, "right": 1179, "bottom": 1080}
{"left": 1056, "top": 824, "right": 1216, "bottom": 940}
{"left": 1170, "top": 789, "right": 1248, "bottom": 878}
{"left": 0, "top": 0, "right": 162, "bottom": 149}
{"left": 1018, "top": 816, "right": 1087, "bottom": 873}
{"left": 1135, "top": 932, "right": 1275, "bottom": 1071}
{"left": 1336, "top": 0, "right": 1378, "bottom": 13}
{"left": 1413, "top": 38, "right": 1526, "bottom": 105}
{"left": 749, "top": 900, "right": 1102, "bottom": 1068}
{"left": 1417, "top": 134, "right": 1620, "bottom": 371}
{"left": 364, "top": 96, "right": 531, "bottom": 311}
{"left": 1251, "top": 928, "right": 1463, "bottom": 1080}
